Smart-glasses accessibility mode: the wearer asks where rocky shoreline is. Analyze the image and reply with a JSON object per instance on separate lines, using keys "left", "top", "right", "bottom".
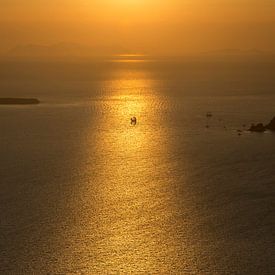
{"left": 249, "top": 117, "right": 275, "bottom": 132}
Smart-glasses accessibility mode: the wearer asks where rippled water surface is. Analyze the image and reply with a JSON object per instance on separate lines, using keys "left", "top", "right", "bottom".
{"left": 0, "top": 61, "right": 275, "bottom": 274}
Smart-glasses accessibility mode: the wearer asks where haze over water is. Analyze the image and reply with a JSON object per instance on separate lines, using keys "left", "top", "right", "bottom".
{"left": 0, "top": 59, "right": 275, "bottom": 273}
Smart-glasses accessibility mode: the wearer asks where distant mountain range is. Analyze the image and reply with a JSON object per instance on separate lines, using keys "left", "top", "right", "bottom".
{"left": 5, "top": 43, "right": 130, "bottom": 60}
{"left": 202, "top": 48, "right": 268, "bottom": 55}
{"left": 182, "top": 49, "right": 275, "bottom": 62}
{"left": 1, "top": 43, "right": 275, "bottom": 61}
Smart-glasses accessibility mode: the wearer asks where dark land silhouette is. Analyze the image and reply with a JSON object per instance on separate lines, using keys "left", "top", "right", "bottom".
{"left": 0, "top": 98, "right": 40, "bottom": 105}
{"left": 249, "top": 117, "right": 275, "bottom": 132}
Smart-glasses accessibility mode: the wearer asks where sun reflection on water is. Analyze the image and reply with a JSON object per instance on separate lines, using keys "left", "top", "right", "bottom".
{"left": 84, "top": 76, "right": 179, "bottom": 273}
{"left": 76, "top": 73, "right": 199, "bottom": 273}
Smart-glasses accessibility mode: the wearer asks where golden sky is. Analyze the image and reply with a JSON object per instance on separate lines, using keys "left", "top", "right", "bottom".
{"left": 0, "top": 0, "right": 274, "bottom": 55}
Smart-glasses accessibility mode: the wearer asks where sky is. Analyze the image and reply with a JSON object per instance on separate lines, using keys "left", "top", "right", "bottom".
{"left": 0, "top": 0, "right": 274, "bottom": 56}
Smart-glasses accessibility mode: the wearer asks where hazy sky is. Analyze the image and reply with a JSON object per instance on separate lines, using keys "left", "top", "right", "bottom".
{"left": 0, "top": 0, "right": 274, "bottom": 55}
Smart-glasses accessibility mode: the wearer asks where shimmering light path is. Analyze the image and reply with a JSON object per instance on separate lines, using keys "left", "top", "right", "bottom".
{"left": 1, "top": 62, "right": 275, "bottom": 274}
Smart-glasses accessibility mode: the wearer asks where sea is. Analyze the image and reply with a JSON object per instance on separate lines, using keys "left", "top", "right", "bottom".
{"left": 0, "top": 58, "right": 275, "bottom": 274}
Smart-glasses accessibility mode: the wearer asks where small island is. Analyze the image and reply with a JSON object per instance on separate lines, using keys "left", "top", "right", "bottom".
{"left": 0, "top": 98, "right": 40, "bottom": 105}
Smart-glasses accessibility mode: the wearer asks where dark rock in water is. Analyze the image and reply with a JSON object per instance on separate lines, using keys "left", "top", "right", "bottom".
{"left": 249, "top": 116, "right": 275, "bottom": 132}
{"left": 0, "top": 98, "right": 40, "bottom": 105}
{"left": 265, "top": 117, "right": 275, "bottom": 131}
{"left": 248, "top": 123, "right": 266, "bottom": 132}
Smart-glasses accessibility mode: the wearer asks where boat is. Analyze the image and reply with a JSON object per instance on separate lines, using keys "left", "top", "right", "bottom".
{"left": 131, "top": 117, "right": 137, "bottom": 124}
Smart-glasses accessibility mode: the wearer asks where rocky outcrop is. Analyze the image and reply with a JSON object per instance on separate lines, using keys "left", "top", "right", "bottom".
{"left": 265, "top": 117, "right": 275, "bottom": 131}
{"left": 249, "top": 116, "right": 275, "bottom": 132}
{"left": 249, "top": 123, "right": 266, "bottom": 132}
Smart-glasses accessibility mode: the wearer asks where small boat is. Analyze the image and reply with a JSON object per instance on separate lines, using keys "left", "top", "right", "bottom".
{"left": 206, "top": 112, "right": 213, "bottom": 118}
{"left": 131, "top": 117, "right": 137, "bottom": 125}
